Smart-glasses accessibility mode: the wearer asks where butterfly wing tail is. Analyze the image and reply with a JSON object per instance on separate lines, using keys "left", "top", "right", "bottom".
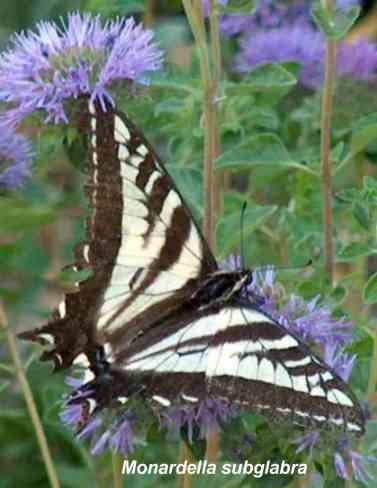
{"left": 18, "top": 318, "right": 88, "bottom": 370}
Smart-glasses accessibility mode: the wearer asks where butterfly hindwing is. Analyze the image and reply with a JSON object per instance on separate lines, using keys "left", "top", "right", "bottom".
{"left": 118, "top": 303, "right": 364, "bottom": 434}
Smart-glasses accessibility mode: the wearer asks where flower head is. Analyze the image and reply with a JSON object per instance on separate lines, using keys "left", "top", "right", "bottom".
{"left": 237, "top": 25, "right": 325, "bottom": 89}
{"left": 324, "top": 342, "right": 355, "bottom": 382}
{"left": 0, "top": 12, "right": 163, "bottom": 127}
{"left": 222, "top": 255, "right": 355, "bottom": 378}
{"left": 159, "top": 398, "right": 235, "bottom": 443}
{"left": 88, "top": 412, "right": 136, "bottom": 458}
{"left": 248, "top": 267, "right": 355, "bottom": 374}
{"left": 77, "top": 417, "right": 102, "bottom": 440}
{"left": 350, "top": 451, "right": 376, "bottom": 483}
{"left": 110, "top": 416, "right": 135, "bottom": 456}
{"left": 334, "top": 439, "right": 377, "bottom": 483}
{"left": 62, "top": 367, "right": 235, "bottom": 459}
{"left": 335, "top": 452, "right": 350, "bottom": 479}
{"left": 59, "top": 403, "right": 83, "bottom": 429}
{"left": 222, "top": 0, "right": 377, "bottom": 89}
{"left": 203, "top": 0, "right": 310, "bottom": 37}
{"left": 292, "top": 431, "right": 320, "bottom": 456}
{"left": 0, "top": 125, "right": 33, "bottom": 189}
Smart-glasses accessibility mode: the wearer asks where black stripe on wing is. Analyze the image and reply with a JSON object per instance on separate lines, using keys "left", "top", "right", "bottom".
{"left": 118, "top": 303, "right": 365, "bottom": 435}
{"left": 18, "top": 98, "right": 217, "bottom": 369}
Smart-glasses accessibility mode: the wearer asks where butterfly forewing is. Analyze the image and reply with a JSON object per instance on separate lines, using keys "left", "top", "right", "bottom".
{"left": 19, "top": 100, "right": 217, "bottom": 366}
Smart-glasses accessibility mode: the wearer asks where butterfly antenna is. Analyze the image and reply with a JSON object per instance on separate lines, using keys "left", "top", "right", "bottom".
{"left": 240, "top": 201, "right": 248, "bottom": 271}
{"left": 254, "top": 257, "right": 314, "bottom": 275}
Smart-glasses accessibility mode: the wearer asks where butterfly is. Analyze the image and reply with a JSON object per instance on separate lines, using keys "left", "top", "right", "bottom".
{"left": 19, "top": 98, "right": 365, "bottom": 436}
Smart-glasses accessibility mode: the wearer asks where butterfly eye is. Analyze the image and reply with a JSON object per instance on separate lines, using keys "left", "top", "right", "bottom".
{"left": 244, "top": 272, "right": 255, "bottom": 288}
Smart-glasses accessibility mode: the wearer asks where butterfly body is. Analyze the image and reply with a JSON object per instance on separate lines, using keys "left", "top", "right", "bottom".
{"left": 19, "top": 98, "right": 365, "bottom": 437}
{"left": 190, "top": 270, "right": 249, "bottom": 304}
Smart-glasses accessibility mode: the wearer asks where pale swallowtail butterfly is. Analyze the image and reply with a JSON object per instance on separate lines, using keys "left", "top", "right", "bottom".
{"left": 19, "top": 98, "right": 365, "bottom": 437}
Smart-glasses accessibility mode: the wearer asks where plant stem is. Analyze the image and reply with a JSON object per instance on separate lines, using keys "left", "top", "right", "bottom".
{"left": 144, "top": 0, "right": 155, "bottom": 27}
{"left": 177, "top": 442, "right": 193, "bottom": 488}
{"left": 367, "top": 326, "right": 377, "bottom": 406}
{"left": 209, "top": 0, "right": 223, "bottom": 219}
{"left": 320, "top": 2, "right": 337, "bottom": 285}
{"left": 112, "top": 453, "right": 123, "bottom": 488}
{"left": 182, "top": 0, "right": 223, "bottom": 465}
{"left": 0, "top": 304, "right": 60, "bottom": 488}
{"left": 183, "top": 0, "right": 221, "bottom": 248}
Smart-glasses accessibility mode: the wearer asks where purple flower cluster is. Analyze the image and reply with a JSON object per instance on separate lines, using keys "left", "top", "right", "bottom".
{"left": 222, "top": 257, "right": 355, "bottom": 378}
{"left": 159, "top": 398, "right": 235, "bottom": 442}
{"left": 334, "top": 438, "right": 376, "bottom": 483}
{"left": 292, "top": 431, "right": 320, "bottom": 456}
{"left": 237, "top": 25, "right": 325, "bottom": 89}
{"left": 0, "top": 12, "right": 163, "bottom": 128}
{"left": 204, "top": 0, "right": 360, "bottom": 36}
{"left": 60, "top": 378, "right": 136, "bottom": 458}
{"left": 221, "top": 0, "right": 310, "bottom": 37}
{"left": 247, "top": 266, "right": 355, "bottom": 381}
{"left": 206, "top": 0, "right": 377, "bottom": 89}
{"left": 0, "top": 125, "right": 33, "bottom": 189}
{"left": 60, "top": 377, "right": 234, "bottom": 459}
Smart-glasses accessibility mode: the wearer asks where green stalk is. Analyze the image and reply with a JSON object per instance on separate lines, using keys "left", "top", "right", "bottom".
{"left": 112, "top": 453, "right": 123, "bottom": 488}
{"left": 0, "top": 304, "right": 60, "bottom": 488}
{"left": 182, "top": 0, "right": 223, "bottom": 247}
{"left": 177, "top": 442, "right": 194, "bottom": 488}
{"left": 144, "top": 0, "right": 155, "bottom": 27}
{"left": 320, "top": 29, "right": 337, "bottom": 285}
{"left": 367, "top": 326, "right": 377, "bottom": 404}
{"left": 209, "top": 0, "right": 224, "bottom": 218}
{"left": 183, "top": 0, "right": 222, "bottom": 464}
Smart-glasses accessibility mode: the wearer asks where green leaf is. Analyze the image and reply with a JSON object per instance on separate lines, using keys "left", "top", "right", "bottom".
{"left": 154, "top": 97, "right": 188, "bottom": 116}
{"left": 148, "top": 72, "right": 201, "bottom": 94}
{"left": 118, "top": 0, "right": 145, "bottom": 13}
{"left": 169, "top": 165, "right": 203, "bottom": 217}
{"left": 363, "top": 272, "right": 377, "bottom": 304}
{"left": 352, "top": 201, "right": 370, "bottom": 229}
{"left": 330, "top": 285, "right": 347, "bottom": 304}
{"left": 363, "top": 175, "right": 377, "bottom": 191}
{"left": 0, "top": 381, "right": 10, "bottom": 393}
{"left": 350, "top": 114, "right": 377, "bottom": 156}
{"left": 311, "top": 3, "right": 360, "bottom": 40}
{"left": 219, "top": 0, "right": 256, "bottom": 14}
{"left": 331, "top": 142, "right": 345, "bottom": 164}
{"left": 0, "top": 197, "right": 56, "bottom": 232}
{"left": 335, "top": 188, "right": 359, "bottom": 203}
{"left": 0, "top": 362, "right": 14, "bottom": 374}
{"left": 216, "top": 205, "right": 277, "bottom": 256}
{"left": 246, "top": 108, "right": 279, "bottom": 130}
{"left": 215, "top": 133, "right": 309, "bottom": 174}
{"left": 56, "top": 464, "right": 96, "bottom": 488}
{"left": 362, "top": 176, "right": 377, "bottom": 201}
{"left": 337, "top": 242, "right": 376, "bottom": 261}
{"left": 226, "top": 64, "right": 296, "bottom": 96}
